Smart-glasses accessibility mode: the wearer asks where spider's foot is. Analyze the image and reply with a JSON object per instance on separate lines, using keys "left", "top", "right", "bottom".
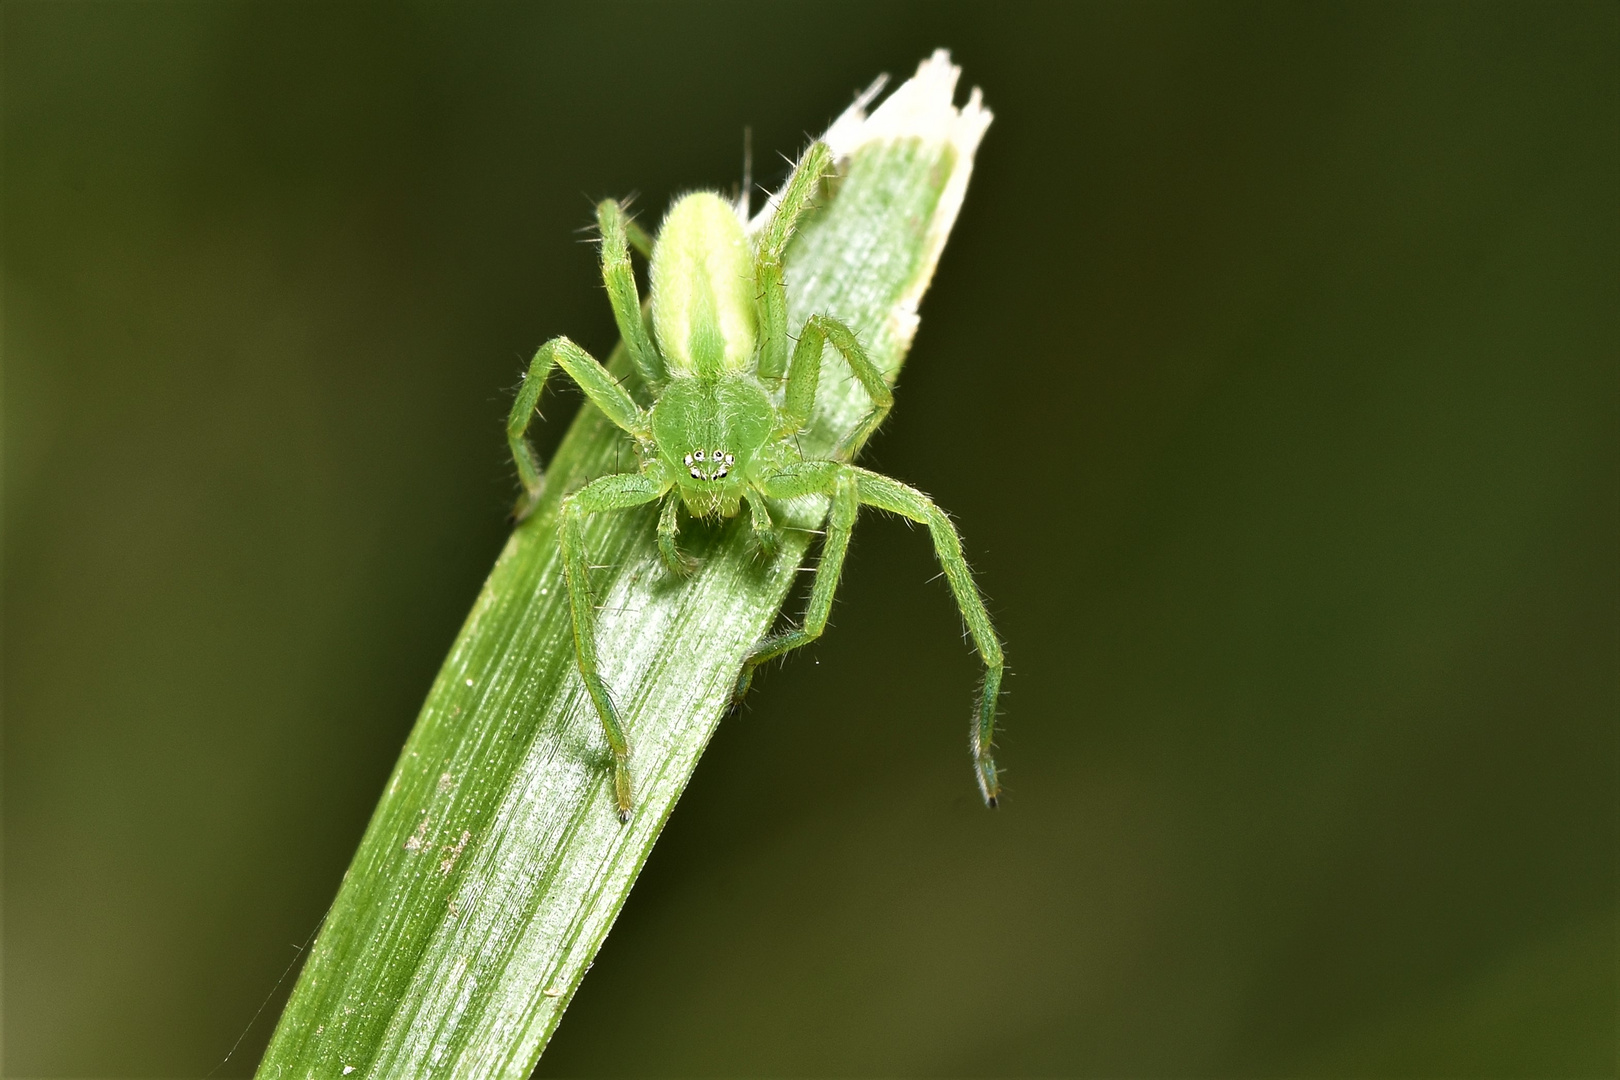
{"left": 658, "top": 530, "right": 700, "bottom": 577}
{"left": 752, "top": 530, "right": 780, "bottom": 562}
{"left": 612, "top": 759, "right": 634, "bottom": 823}
{"left": 731, "top": 664, "right": 758, "bottom": 710}
{"left": 662, "top": 551, "right": 701, "bottom": 578}
{"left": 975, "top": 757, "right": 1001, "bottom": 810}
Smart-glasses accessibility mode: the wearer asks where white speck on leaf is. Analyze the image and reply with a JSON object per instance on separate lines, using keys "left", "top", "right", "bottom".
{"left": 439, "top": 829, "right": 471, "bottom": 875}
{"left": 404, "top": 817, "right": 430, "bottom": 853}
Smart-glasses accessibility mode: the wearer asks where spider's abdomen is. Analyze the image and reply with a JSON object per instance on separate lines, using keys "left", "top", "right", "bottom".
{"left": 650, "top": 192, "right": 757, "bottom": 379}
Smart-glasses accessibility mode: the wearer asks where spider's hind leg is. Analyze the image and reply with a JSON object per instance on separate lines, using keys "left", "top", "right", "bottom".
{"left": 754, "top": 142, "right": 834, "bottom": 383}
{"left": 596, "top": 199, "right": 664, "bottom": 388}
{"left": 775, "top": 314, "right": 894, "bottom": 460}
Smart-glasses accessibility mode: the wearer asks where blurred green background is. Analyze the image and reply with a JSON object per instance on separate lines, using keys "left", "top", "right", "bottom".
{"left": 5, "top": 2, "right": 1615, "bottom": 1076}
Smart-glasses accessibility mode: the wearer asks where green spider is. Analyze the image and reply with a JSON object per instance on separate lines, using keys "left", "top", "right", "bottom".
{"left": 507, "top": 141, "right": 1004, "bottom": 820}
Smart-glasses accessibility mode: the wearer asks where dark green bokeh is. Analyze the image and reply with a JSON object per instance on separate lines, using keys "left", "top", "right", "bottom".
{"left": 5, "top": 3, "right": 1614, "bottom": 1076}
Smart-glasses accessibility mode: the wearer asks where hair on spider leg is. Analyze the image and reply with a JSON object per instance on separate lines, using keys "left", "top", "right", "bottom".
{"left": 572, "top": 197, "right": 605, "bottom": 238}
{"left": 578, "top": 187, "right": 644, "bottom": 214}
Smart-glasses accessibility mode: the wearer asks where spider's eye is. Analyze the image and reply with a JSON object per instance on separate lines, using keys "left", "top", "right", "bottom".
{"left": 683, "top": 453, "right": 694, "bottom": 466}
{"left": 724, "top": 453, "right": 735, "bottom": 465}
{"left": 693, "top": 450, "right": 705, "bottom": 461}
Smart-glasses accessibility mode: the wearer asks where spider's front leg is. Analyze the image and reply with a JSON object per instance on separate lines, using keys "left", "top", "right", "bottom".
{"left": 507, "top": 336, "right": 651, "bottom": 520}
{"left": 732, "top": 461, "right": 852, "bottom": 698}
{"left": 849, "top": 466, "right": 1006, "bottom": 807}
{"left": 560, "top": 470, "right": 670, "bottom": 820}
{"left": 734, "top": 460, "right": 1006, "bottom": 808}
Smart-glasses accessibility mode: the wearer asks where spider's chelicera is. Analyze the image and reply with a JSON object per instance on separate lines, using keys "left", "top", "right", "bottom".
{"left": 507, "top": 142, "right": 1004, "bottom": 821}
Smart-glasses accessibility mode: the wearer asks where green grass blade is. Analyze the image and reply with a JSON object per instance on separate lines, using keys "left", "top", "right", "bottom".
{"left": 255, "top": 51, "right": 991, "bottom": 1080}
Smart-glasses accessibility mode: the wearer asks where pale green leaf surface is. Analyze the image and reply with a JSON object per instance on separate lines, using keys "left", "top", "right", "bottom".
{"left": 257, "top": 51, "right": 991, "bottom": 1080}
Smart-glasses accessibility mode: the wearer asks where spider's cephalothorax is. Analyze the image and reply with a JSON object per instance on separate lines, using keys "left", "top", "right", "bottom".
{"left": 507, "top": 143, "right": 1005, "bottom": 822}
